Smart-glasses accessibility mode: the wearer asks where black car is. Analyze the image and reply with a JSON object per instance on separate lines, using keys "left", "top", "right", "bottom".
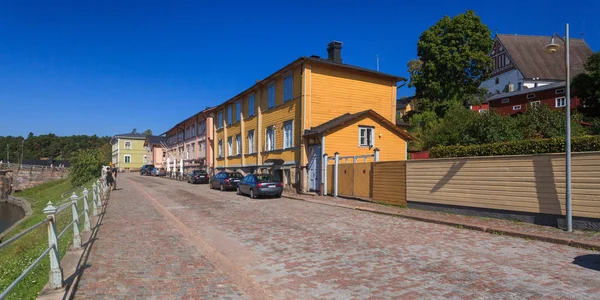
{"left": 237, "top": 174, "right": 283, "bottom": 198}
{"left": 188, "top": 170, "right": 210, "bottom": 184}
{"left": 140, "top": 164, "right": 155, "bottom": 175}
{"left": 209, "top": 172, "right": 243, "bottom": 191}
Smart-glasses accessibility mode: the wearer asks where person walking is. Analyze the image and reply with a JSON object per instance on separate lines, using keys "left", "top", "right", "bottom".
{"left": 112, "top": 166, "right": 118, "bottom": 190}
{"left": 105, "top": 167, "right": 115, "bottom": 192}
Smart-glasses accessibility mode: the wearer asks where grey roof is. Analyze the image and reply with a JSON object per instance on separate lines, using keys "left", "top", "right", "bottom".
{"left": 114, "top": 132, "right": 147, "bottom": 139}
{"left": 396, "top": 96, "right": 415, "bottom": 110}
{"left": 145, "top": 135, "right": 166, "bottom": 148}
{"left": 486, "top": 81, "right": 565, "bottom": 101}
{"left": 497, "top": 34, "right": 592, "bottom": 80}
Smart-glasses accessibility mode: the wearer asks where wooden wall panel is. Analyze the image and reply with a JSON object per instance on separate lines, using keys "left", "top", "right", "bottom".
{"left": 372, "top": 161, "right": 407, "bottom": 205}
{"left": 406, "top": 152, "right": 600, "bottom": 219}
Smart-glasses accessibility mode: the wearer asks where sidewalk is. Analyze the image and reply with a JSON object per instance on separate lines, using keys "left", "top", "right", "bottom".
{"left": 283, "top": 193, "right": 600, "bottom": 251}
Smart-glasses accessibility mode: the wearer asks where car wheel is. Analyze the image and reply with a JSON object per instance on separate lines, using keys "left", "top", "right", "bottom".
{"left": 277, "top": 193, "right": 282, "bottom": 198}
{"left": 250, "top": 189, "right": 255, "bottom": 199}
{"left": 220, "top": 184, "right": 224, "bottom": 191}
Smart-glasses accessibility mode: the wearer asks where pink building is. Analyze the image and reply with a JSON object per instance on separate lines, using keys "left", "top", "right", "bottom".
{"left": 144, "top": 136, "right": 167, "bottom": 168}
{"left": 164, "top": 108, "right": 215, "bottom": 174}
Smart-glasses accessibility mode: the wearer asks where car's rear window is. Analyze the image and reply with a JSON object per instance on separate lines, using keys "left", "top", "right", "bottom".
{"left": 256, "top": 175, "right": 280, "bottom": 183}
{"left": 193, "top": 170, "right": 207, "bottom": 175}
{"left": 228, "top": 173, "right": 244, "bottom": 179}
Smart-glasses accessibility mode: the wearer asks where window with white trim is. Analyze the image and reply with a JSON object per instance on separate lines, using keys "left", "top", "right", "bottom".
{"left": 235, "top": 134, "right": 241, "bottom": 156}
{"left": 526, "top": 93, "right": 536, "bottom": 99}
{"left": 530, "top": 101, "right": 541, "bottom": 107}
{"left": 267, "top": 82, "right": 275, "bottom": 109}
{"left": 501, "top": 98, "right": 509, "bottom": 104}
{"left": 217, "top": 112, "right": 223, "bottom": 129}
{"left": 247, "top": 130, "right": 255, "bottom": 154}
{"left": 555, "top": 97, "right": 566, "bottom": 108}
{"left": 283, "top": 74, "right": 293, "bottom": 102}
{"left": 227, "top": 105, "right": 232, "bottom": 125}
{"left": 359, "top": 126, "right": 374, "bottom": 148}
{"left": 555, "top": 88, "right": 565, "bottom": 94}
{"left": 248, "top": 94, "right": 255, "bottom": 117}
{"left": 235, "top": 100, "right": 241, "bottom": 122}
{"left": 124, "top": 155, "right": 131, "bottom": 163}
{"left": 265, "top": 126, "right": 275, "bottom": 151}
{"left": 191, "top": 143, "right": 195, "bottom": 158}
{"left": 283, "top": 120, "right": 293, "bottom": 149}
{"left": 513, "top": 105, "right": 521, "bottom": 110}
{"left": 227, "top": 136, "right": 233, "bottom": 156}
{"left": 124, "top": 140, "right": 132, "bottom": 149}
{"left": 218, "top": 140, "right": 223, "bottom": 157}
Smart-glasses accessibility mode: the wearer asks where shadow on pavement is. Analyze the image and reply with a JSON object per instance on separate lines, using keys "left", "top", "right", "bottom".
{"left": 573, "top": 254, "right": 600, "bottom": 271}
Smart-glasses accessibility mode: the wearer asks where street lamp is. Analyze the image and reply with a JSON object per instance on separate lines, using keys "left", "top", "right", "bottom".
{"left": 545, "top": 23, "right": 572, "bottom": 232}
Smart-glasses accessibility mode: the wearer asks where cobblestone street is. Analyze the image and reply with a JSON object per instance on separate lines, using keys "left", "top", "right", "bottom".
{"left": 75, "top": 173, "right": 600, "bottom": 299}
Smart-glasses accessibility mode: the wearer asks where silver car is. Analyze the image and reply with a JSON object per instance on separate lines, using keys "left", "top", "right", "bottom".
{"left": 237, "top": 174, "right": 283, "bottom": 198}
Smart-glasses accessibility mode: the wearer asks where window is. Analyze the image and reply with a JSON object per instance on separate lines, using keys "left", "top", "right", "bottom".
{"left": 495, "top": 77, "right": 499, "bottom": 84}
{"left": 526, "top": 93, "right": 536, "bottom": 99}
{"left": 512, "top": 105, "right": 521, "bottom": 110}
{"left": 124, "top": 140, "right": 132, "bottom": 149}
{"left": 235, "top": 134, "right": 241, "bottom": 156}
{"left": 555, "top": 97, "right": 566, "bottom": 108}
{"left": 235, "top": 100, "right": 241, "bottom": 122}
{"left": 501, "top": 98, "right": 509, "bottom": 104}
{"left": 283, "top": 120, "right": 293, "bottom": 149}
{"left": 191, "top": 125, "right": 196, "bottom": 137}
{"left": 534, "top": 82, "right": 539, "bottom": 88}
{"left": 265, "top": 126, "right": 275, "bottom": 151}
{"left": 530, "top": 101, "right": 541, "bottom": 107}
{"left": 248, "top": 94, "right": 255, "bottom": 117}
{"left": 555, "top": 88, "right": 565, "bottom": 94}
{"left": 517, "top": 82, "right": 522, "bottom": 91}
{"left": 227, "top": 105, "right": 232, "bottom": 125}
{"left": 124, "top": 155, "right": 131, "bottom": 163}
{"left": 247, "top": 130, "right": 255, "bottom": 154}
{"left": 143, "top": 155, "right": 147, "bottom": 164}
{"left": 217, "top": 111, "right": 223, "bottom": 129}
{"left": 359, "top": 126, "right": 374, "bottom": 148}
{"left": 479, "top": 109, "right": 488, "bottom": 113}
{"left": 267, "top": 82, "right": 275, "bottom": 109}
{"left": 284, "top": 74, "right": 293, "bottom": 102}
{"left": 197, "top": 121, "right": 206, "bottom": 136}
{"left": 227, "top": 137, "right": 233, "bottom": 156}
{"left": 199, "top": 141, "right": 206, "bottom": 158}
{"left": 218, "top": 140, "right": 223, "bottom": 157}
{"left": 191, "top": 144, "right": 195, "bottom": 158}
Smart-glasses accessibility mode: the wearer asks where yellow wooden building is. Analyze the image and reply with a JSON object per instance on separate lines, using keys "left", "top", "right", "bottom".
{"left": 213, "top": 41, "right": 412, "bottom": 193}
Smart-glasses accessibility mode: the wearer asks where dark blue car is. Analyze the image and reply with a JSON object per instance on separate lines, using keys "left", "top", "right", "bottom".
{"left": 209, "top": 171, "right": 244, "bottom": 191}
{"left": 237, "top": 174, "right": 283, "bottom": 198}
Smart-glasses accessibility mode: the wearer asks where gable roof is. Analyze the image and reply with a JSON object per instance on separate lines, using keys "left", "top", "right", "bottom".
{"left": 113, "top": 132, "right": 147, "bottom": 139}
{"left": 144, "top": 135, "right": 166, "bottom": 148}
{"left": 486, "top": 81, "right": 565, "bottom": 102}
{"left": 303, "top": 110, "right": 412, "bottom": 140}
{"left": 396, "top": 96, "right": 415, "bottom": 110}
{"left": 497, "top": 34, "right": 593, "bottom": 80}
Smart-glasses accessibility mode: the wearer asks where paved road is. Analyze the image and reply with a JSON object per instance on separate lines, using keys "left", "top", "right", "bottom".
{"left": 75, "top": 173, "right": 600, "bottom": 299}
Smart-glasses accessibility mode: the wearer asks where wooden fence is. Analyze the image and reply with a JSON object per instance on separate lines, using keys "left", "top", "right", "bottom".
{"left": 406, "top": 152, "right": 600, "bottom": 219}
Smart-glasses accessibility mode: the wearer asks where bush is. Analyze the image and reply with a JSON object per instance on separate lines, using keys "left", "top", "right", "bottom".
{"left": 69, "top": 149, "right": 104, "bottom": 187}
{"left": 429, "top": 135, "right": 600, "bottom": 158}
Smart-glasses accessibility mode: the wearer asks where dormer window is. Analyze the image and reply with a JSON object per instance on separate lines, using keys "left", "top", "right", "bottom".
{"left": 495, "top": 77, "right": 499, "bottom": 84}
{"left": 526, "top": 93, "right": 536, "bottom": 99}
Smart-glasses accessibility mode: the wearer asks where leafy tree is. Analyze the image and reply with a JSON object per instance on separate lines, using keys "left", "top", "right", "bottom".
{"left": 572, "top": 52, "right": 600, "bottom": 117}
{"left": 409, "top": 10, "right": 493, "bottom": 116}
{"left": 143, "top": 129, "right": 152, "bottom": 135}
{"left": 69, "top": 149, "right": 104, "bottom": 187}
{"left": 516, "top": 104, "right": 587, "bottom": 139}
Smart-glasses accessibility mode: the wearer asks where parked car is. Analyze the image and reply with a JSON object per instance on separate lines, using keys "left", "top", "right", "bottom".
{"left": 188, "top": 170, "right": 209, "bottom": 184}
{"left": 152, "top": 167, "right": 166, "bottom": 176}
{"left": 140, "top": 164, "right": 155, "bottom": 175}
{"left": 237, "top": 174, "right": 283, "bottom": 198}
{"left": 209, "top": 172, "right": 244, "bottom": 191}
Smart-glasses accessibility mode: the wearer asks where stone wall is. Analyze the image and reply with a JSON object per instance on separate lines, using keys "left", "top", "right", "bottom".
{"left": 0, "top": 167, "right": 67, "bottom": 199}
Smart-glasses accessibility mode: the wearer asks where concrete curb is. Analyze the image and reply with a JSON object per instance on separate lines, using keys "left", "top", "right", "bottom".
{"left": 283, "top": 195, "right": 600, "bottom": 252}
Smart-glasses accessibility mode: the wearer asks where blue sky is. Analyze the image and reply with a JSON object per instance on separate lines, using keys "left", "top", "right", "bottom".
{"left": 1, "top": 0, "right": 598, "bottom": 137}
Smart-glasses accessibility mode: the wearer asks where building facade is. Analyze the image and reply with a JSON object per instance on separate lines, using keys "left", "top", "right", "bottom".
{"left": 164, "top": 108, "right": 214, "bottom": 175}
{"left": 110, "top": 129, "right": 148, "bottom": 172}
{"left": 213, "top": 41, "right": 411, "bottom": 193}
{"left": 487, "top": 82, "right": 580, "bottom": 115}
{"left": 144, "top": 136, "right": 167, "bottom": 169}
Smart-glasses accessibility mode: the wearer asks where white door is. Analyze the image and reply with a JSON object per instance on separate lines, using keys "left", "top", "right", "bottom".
{"left": 308, "top": 145, "right": 321, "bottom": 192}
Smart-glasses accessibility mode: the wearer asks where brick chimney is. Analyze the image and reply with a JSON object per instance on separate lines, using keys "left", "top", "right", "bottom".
{"left": 132, "top": 128, "right": 137, "bottom": 134}
{"left": 327, "top": 41, "right": 343, "bottom": 64}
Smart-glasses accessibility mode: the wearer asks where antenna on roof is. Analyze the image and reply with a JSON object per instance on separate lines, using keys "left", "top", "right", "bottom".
{"left": 376, "top": 54, "right": 380, "bottom": 71}
{"left": 494, "top": 28, "right": 498, "bottom": 36}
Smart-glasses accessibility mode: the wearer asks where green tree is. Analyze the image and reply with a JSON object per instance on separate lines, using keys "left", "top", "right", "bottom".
{"left": 572, "top": 51, "right": 600, "bottom": 117}
{"left": 69, "top": 149, "right": 104, "bottom": 187}
{"left": 143, "top": 129, "right": 152, "bottom": 135}
{"left": 409, "top": 10, "right": 493, "bottom": 116}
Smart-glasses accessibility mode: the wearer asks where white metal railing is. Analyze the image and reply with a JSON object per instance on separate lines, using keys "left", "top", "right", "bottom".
{"left": 0, "top": 168, "right": 111, "bottom": 299}
{"left": 0, "top": 164, "right": 67, "bottom": 172}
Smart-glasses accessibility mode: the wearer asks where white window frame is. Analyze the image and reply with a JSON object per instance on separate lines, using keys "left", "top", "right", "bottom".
{"left": 358, "top": 126, "right": 374, "bottom": 148}
{"left": 513, "top": 105, "right": 522, "bottom": 110}
{"left": 247, "top": 130, "right": 255, "bottom": 154}
{"left": 526, "top": 93, "right": 536, "bottom": 99}
{"left": 124, "top": 155, "right": 131, "bottom": 163}
{"left": 265, "top": 126, "right": 275, "bottom": 151}
{"left": 283, "top": 120, "right": 293, "bottom": 149}
{"left": 501, "top": 98, "right": 509, "bottom": 104}
{"left": 283, "top": 73, "right": 293, "bottom": 102}
{"left": 555, "top": 88, "right": 565, "bottom": 94}
{"left": 227, "top": 136, "right": 233, "bottom": 157}
{"left": 124, "top": 140, "right": 132, "bottom": 150}
{"left": 218, "top": 140, "right": 223, "bottom": 157}
{"left": 235, "top": 134, "right": 241, "bottom": 156}
{"left": 555, "top": 97, "right": 566, "bottom": 108}
{"left": 267, "top": 82, "right": 275, "bottom": 109}
{"left": 530, "top": 100, "right": 541, "bottom": 107}
{"left": 248, "top": 94, "right": 255, "bottom": 117}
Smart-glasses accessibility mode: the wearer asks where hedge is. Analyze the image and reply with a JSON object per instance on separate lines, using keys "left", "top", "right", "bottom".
{"left": 429, "top": 135, "right": 600, "bottom": 158}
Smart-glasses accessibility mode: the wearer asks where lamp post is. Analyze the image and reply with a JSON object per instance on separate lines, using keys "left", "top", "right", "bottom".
{"left": 545, "top": 23, "right": 572, "bottom": 232}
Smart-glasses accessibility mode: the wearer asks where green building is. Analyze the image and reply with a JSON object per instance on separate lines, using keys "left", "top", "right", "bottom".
{"left": 110, "top": 129, "right": 148, "bottom": 172}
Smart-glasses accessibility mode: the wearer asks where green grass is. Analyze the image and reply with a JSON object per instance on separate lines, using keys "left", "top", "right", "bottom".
{"left": 0, "top": 178, "right": 94, "bottom": 300}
